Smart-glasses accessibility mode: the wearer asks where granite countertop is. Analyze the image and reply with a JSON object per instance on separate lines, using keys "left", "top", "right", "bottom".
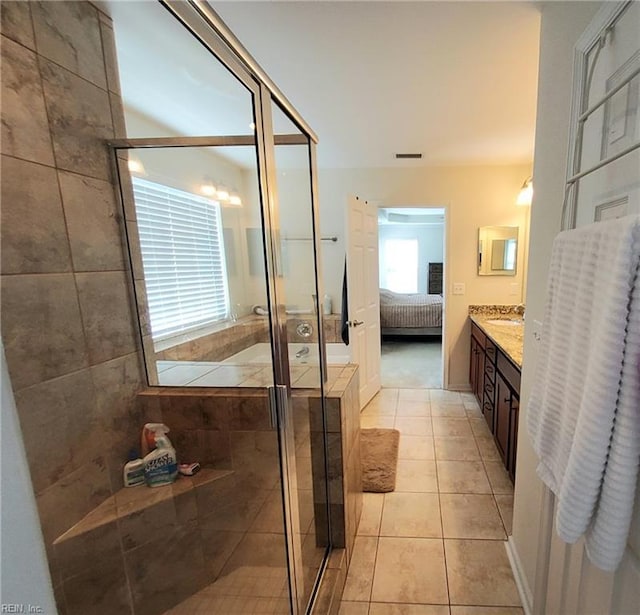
{"left": 468, "top": 305, "right": 525, "bottom": 368}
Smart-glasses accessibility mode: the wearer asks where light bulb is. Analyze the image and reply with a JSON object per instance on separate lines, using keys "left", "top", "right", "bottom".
{"left": 200, "top": 183, "right": 217, "bottom": 197}
{"left": 516, "top": 178, "right": 533, "bottom": 206}
{"left": 216, "top": 187, "right": 230, "bottom": 202}
{"left": 229, "top": 194, "right": 242, "bottom": 207}
{"left": 128, "top": 159, "right": 145, "bottom": 174}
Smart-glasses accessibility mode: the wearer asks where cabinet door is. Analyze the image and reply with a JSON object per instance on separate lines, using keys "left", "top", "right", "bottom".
{"left": 470, "top": 336, "right": 484, "bottom": 404}
{"left": 483, "top": 377, "right": 495, "bottom": 433}
{"left": 470, "top": 336, "right": 479, "bottom": 399}
{"left": 495, "top": 372, "right": 510, "bottom": 464}
{"left": 476, "top": 345, "right": 485, "bottom": 402}
{"left": 508, "top": 395, "right": 519, "bottom": 481}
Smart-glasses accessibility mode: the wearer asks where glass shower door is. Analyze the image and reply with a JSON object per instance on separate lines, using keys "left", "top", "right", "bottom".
{"left": 114, "top": 140, "right": 295, "bottom": 614}
{"left": 266, "top": 99, "right": 331, "bottom": 612}
{"left": 106, "top": 2, "right": 331, "bottom": 614}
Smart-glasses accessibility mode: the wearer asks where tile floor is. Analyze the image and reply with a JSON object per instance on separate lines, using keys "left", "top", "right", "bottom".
{"left": 340, "top": 388, "right": 521, "bottom": 615}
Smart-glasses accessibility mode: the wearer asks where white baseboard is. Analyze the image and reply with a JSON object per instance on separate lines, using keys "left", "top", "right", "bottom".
{"left": 505, "top": 537, "right": 533, "bottom": 615}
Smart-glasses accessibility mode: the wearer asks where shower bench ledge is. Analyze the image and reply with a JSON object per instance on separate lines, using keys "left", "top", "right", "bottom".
{"left": 53, "top": 468, "right": 233, "bottom": 546}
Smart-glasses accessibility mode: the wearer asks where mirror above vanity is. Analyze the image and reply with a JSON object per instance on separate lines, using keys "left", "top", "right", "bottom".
{"left": 478, "top": 226, "right": 519, "bottom": 276}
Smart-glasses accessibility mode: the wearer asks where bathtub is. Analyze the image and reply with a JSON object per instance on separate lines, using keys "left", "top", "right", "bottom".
{"left": 222, "top": 342, "right": 351, "bottom": 365}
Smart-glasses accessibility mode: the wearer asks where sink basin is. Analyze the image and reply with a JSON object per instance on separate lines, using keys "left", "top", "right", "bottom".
{"left": 486, "top": 318, "right": 523, "bottom": 326}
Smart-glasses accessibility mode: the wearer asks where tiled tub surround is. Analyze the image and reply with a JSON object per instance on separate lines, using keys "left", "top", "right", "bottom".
{"left": 153, "top": 316, "right": 270, "bottom": 363}
{"left": 155, "top": 343, "right": 351, "bottom": 387}
{"left": 468, "top": 305, "right": 524, "bottom": 367}
{"left": 1, "top": 3, "right": 146, "bottom": 614}
{"left": 153, "top": 315, "right": 344, "bottom": 364}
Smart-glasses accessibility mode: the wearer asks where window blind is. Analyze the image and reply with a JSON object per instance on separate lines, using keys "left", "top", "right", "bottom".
{"left": 132, "top": 177, "right": 230, "bottom": 340}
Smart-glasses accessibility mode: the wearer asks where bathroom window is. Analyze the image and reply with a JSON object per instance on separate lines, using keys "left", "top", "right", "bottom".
{"left": 380, "top": 238, "right": 419, "bottom": 293}
{"left": 132, "top": 177, "right": 230, "bottom": 340}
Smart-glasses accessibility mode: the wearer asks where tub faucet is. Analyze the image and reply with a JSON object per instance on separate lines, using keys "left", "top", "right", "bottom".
{"left": 295, "top": 345, "right": 310, "bottom": 359}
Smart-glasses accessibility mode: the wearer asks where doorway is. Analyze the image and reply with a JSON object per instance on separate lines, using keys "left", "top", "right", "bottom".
{"left": 377, "top": 206, "right": 445, "bottom": 388}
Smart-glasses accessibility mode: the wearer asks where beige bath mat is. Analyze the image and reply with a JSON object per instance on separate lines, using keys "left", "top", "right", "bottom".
{"left": 361, "top": 428, "right": 400, "bottom": 492}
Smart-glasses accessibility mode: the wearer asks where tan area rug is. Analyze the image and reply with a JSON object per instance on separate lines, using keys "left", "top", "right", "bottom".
{"left": 361, "top": 428, "right": 400, "bottom": 493}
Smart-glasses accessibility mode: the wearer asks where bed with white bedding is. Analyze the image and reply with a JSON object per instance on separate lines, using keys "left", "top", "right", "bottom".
{"left": 379, "top": 288, "right": 443, "bottom": 336}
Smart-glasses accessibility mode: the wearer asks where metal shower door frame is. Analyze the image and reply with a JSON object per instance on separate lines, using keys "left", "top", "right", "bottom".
{"left": 108, "top": 1, "right": 331, "bottom": 612}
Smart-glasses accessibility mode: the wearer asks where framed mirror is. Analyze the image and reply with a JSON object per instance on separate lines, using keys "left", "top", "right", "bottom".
{"left": 478, "top": 226, "right": 518, "bottom": 276}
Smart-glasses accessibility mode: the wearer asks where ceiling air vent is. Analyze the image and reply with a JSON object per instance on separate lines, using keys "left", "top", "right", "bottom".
{"left": 395, "top": 153, "right": 422, "bottom": 159}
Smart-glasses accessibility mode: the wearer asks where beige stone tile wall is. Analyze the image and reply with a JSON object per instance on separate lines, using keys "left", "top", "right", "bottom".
{"left": 139, "top": 386, "right": 337, "bottom": 613}
{"left": 154, "top": 312, "right": 342, "bottom": 364}
{"left": 309, "top": 366, "right": 362, "bottom": 567}
{"left": 1, "top": 3, "right": 348, "bottom": 613}
{"left": 0, "top": 3, "right": 144, "bottom": 613}
{"left": 154, "top": 317, "right": 270, "bottom": 362}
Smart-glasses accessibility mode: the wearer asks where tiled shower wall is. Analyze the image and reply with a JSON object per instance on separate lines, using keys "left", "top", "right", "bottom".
{"left": 1, "top": 2, "right": 143, "bottom": 612}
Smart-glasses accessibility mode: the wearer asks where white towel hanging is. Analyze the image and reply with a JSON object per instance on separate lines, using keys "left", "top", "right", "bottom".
{"left": 527, "top": 214, "right": 640, "bottom": 571}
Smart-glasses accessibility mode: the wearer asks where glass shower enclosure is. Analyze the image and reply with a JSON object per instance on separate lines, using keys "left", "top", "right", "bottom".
{"left": 108, "top": 1, "right": 330, "bottom": 613}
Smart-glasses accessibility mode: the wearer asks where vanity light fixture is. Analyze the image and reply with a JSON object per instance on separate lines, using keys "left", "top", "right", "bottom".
{"left": 516, "top": 177, "right": 533, "bottom": 206}
{"left": 216, "top": 186, "right": 230, "bottom": 202}
{"left": 200, "top": 181, "right": 217, "bottom": 197}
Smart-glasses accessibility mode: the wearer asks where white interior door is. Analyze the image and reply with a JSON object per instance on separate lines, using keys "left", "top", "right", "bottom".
{"left": 346, "top": 195, "right": 381, "bottom": 408}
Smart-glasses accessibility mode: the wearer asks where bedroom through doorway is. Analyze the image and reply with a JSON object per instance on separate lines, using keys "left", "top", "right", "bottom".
{"left": 378, "top": 206, "right": 445, "bottom": 388}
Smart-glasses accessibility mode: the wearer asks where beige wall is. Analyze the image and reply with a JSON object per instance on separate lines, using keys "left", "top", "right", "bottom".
{"left": 311, "top": 164, "right": 532, "bottom": 389}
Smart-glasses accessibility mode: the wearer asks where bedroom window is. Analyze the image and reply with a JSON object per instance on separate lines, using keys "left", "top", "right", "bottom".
{"left": 381, "top": 238, "right": 419, "bottom": 293}
{"left": 132, "top": 176, "right": 230, "bottom": 341}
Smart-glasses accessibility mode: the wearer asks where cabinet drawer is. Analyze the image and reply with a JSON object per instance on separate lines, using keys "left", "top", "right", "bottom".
{"left": 484, "top": 360, "right": 496, "bottom": 384}
{"left": 497, "top": 352, "right": 521, "bottom": 391}
{"left": 485, "top": 339, "right": 497, "bottom": 364}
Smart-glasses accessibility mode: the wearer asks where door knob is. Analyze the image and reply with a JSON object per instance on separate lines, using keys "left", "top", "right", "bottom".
{"left": 347, "top": 320, "right": 364, "bottom": 327}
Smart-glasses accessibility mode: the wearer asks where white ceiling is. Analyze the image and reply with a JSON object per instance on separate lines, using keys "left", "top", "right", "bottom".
{"left": 109, "top": 1, "right": 541, "bottom": 170}
{"left": 212, "top": 0, "right": 542, "bottom": 168}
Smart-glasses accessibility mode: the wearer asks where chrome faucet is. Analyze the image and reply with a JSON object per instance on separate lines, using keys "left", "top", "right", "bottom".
{"left": 295, "top": 345, "right": 310, "bottom": 359}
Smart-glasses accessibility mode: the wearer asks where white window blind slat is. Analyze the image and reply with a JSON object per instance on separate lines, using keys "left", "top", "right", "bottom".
{"left": 132, "top": 177, "right": 230, "bottom": 340}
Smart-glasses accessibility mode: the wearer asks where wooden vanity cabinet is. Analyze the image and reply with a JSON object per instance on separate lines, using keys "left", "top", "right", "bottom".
{"left": 469, "top": 321, "right": 521, "bottom": 480}
{"left": 497, "top": 351, "right": 520, "bottom": 480}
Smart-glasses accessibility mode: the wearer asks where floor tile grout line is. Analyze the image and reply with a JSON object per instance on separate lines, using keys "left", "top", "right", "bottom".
{"left": 350, "top": 389, "right": 516, "bottom": 613}
{"left": 467, "top": 403, "right": 514, "bottom": 537}
{"left": 367, "top": 497, "right": 385, "bottom": 604}
{"left": 433, "top": 447, "right": 452, "bottom": 608}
